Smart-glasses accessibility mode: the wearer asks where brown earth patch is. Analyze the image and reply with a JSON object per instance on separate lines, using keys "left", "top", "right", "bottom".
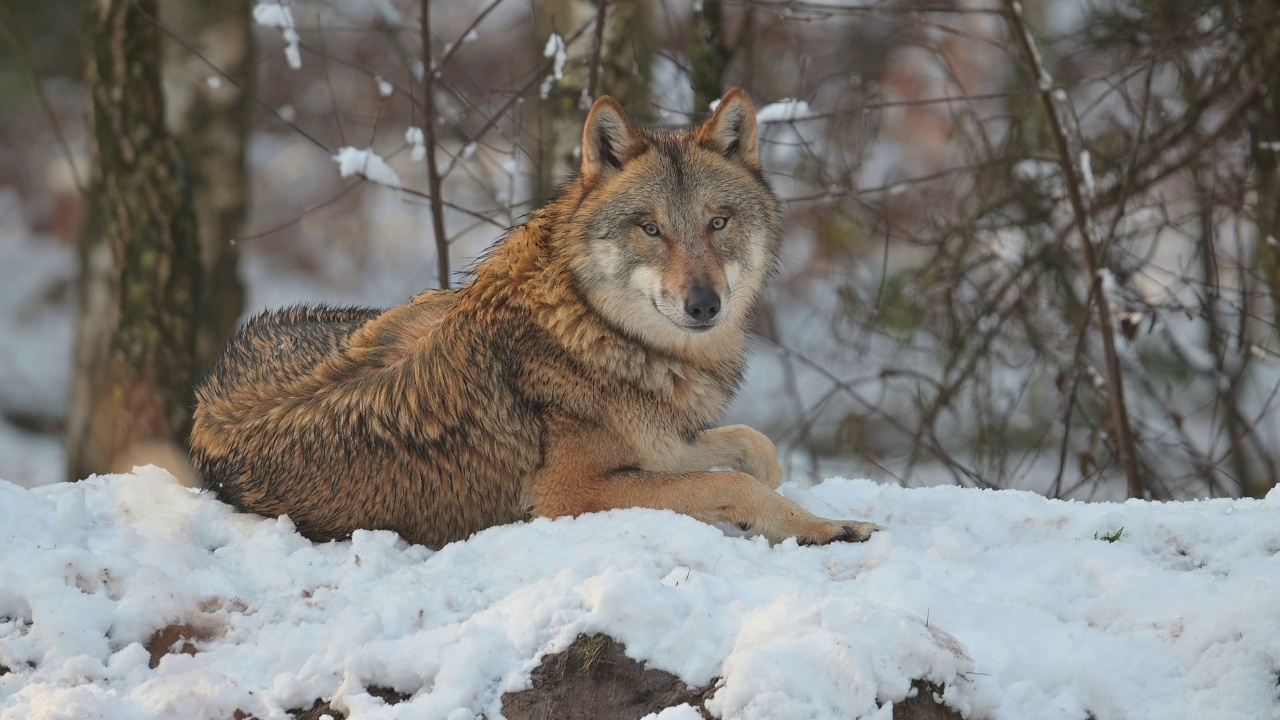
{"left": 502, "top": 634, "right": 967, "bottom": 720}
{"left": 289, "top": 685, "right": 411, "bottom": 720}
{"left": 893, "top": 680, "right": 966, "bottom": 720}
{"left": 231, "top": 636, "right": 964, "bottom": 719}
{"left": 145, "top": 623, "right": 215, "bottom": 669}
{"left": 502, "top": 633, "right": 712, "bottom": 720}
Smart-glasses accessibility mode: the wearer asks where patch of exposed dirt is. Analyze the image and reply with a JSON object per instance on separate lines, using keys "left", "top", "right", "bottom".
{"left": 289, "top": 698, "right": 337, "bottom": 720}
{"left": 502, "top": 634, "right": 967, "bottom": 720}
{"left": 502, "top": 634, "right": 713, "bottom": 720}
{"left": 288, "top": 685, "right": 411, "bottom": 720}
{"left": 144, "top": 623, "right": 215, "bottom": 669}
{"left": 894, "top": 681, "right": 966, "bottom": 720}
{"left": 229, "top": 635, "right": 964, "bottom": 719}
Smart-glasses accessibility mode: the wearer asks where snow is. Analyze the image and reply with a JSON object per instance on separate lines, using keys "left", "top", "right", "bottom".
{"left": 2, "top": 467, "right": 1277, "bottom": 719}
{"left": 444, "top": 30, "right": 480, "bottom": 55}
{"left": 538, "top": 33, "right": 566, "bottom": 100}
{"left": 1009, "top": 1, "right": 1053, "bottom": 91}
{"left": 253, "top": 2, "right": 302, "bottom": 70}
{"left": 707, "top": 97, "right": 815, "bottom": 124}
{"left": 375, "top": 76, "right": 393, "bottom": 98}
{"left": 405, "top": 127, "right": 426, "bottom": 162}
{"left": 331, "top": 147, "right": 402, "bottom": 190}
{"left": 1080, "top": 149, "right": 1096, "bottom": 197}
{"left": 755, "top": 99, "right": 814, "bottom": 124}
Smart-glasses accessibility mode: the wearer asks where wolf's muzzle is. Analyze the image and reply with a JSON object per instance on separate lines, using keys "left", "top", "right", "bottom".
{"left": 684, "top": 286, "right": 721, "bottom": 326}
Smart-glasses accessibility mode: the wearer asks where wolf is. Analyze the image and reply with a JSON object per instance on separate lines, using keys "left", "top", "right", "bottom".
{"left": 190, "top": 89, "right": 879, "bottom": 549}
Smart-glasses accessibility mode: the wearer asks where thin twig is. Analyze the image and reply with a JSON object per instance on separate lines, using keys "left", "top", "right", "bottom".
{"left": 586, "top": 0, "right": 609, "bottom": 101}
{"left": 316, "top": 14, "right": 347, "bottom": 146}
{"left": 1003, "top": 0, "right": 1145, "bottom": 498}
{"left": 421, "top": 0, "right": 451, "bottom": 288}
{"left": 0, "top": 8, "right": 84, "bottom": 192}
{"left": 438, "top": 0, "right": 508, "bottom": 71}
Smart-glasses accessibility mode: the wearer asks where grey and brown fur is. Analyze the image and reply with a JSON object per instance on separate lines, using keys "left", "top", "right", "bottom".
{"left": 191, "top": 89, "right": 878, "bottom": 549}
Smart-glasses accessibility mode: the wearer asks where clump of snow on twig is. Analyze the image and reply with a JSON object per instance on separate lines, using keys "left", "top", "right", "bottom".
{"left": 253, "top": 2, "right": 302, "bottom": 70}
{"left": 755, "top": 99, "right": 814, "bottom": 123}
{"left": 405, "top": 127, "right": 426, "bottom": 162}
{"left": 443, "top": 29, "right": 480, "bottom": 56}
{"left": 1080, "top": 149, "right": 1096, "bottom": 198}
{"left": 706, "top": 97, "right": 814, "bottom": 124}
{"left": 332, "top": 147, "right": 402, "bottom": 190}
{"left": 1013, "top": 158, "right": 1064, "bottom": 198}
{"left": 539, "top": 33, "right": 567, "bottom": 99}
{"left": 375, "top": 75, "right": 393, "bottom": 98}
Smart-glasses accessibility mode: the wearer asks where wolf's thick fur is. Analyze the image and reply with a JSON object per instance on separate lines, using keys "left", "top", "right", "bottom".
{"left": 191, "top": 89, "right": 877, "bottom": 549}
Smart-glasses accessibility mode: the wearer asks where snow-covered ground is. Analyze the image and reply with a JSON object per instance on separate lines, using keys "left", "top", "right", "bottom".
{"left": 2, "top": 467, "right": 1276, "bottom": 719}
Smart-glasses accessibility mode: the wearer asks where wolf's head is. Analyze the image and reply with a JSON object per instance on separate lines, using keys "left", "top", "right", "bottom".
{"left": 565, "top": 89, "right": 782, "bottom": 354}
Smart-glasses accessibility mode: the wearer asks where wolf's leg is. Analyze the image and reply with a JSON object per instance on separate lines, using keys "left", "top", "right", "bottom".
{"left": 678, "top": 425, "right": 783, "bottom": 489}
{"left": 534, "top": 467, "right": 877, "bottom": 545}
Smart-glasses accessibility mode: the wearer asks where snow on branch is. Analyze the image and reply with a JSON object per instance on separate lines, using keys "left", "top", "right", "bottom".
{"left": 755, "top": 99, "right": 815, "bottom": 123}
{"left": 539, "top": 33, "right": 567, "bottom": 99}
{"left": 332, "top": 147, "right": 402, "bottom": 190}
{"left": 406, "top": 127, "right": 426, "bottom": 162}
{"left": 253, "top": 2, "right": 302, "bottom": 70}
{"left": 706, "top": 97, "right": 814, "bottom": 123}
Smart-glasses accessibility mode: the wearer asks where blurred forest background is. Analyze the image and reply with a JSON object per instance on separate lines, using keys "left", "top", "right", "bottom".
{"left": 1, "top": 0, "right": 1277, "bottom": 500}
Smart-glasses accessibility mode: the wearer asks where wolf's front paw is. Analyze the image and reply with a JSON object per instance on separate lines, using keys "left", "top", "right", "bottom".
{"left": 799, "top": 520, "right": 880, "bottom": 545}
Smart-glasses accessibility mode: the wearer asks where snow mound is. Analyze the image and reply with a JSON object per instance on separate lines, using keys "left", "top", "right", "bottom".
{"left": 1, "top": 468, "right": 1277, "bottom": 719}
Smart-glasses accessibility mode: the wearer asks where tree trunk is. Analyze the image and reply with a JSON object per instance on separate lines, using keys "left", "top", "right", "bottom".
{"left": 66, "top": 0, "right": 201, "bottom": 481}
{"left": 1240, "top": 4, "right": 1280, "bottom": 498}
{"left": 530, "top": 0, "right": 656, "bottom": 199}
{"left": 595, "top": 0, "right": 655, "bottom": 123}
{"left": 533, "top": 0, "right": 585, "bottom": 202}
{"left": 160, "top": 0, "right": 251, "bottom": 374}
{"left": 691, "top": 0, "right": 731, "bottom": 113}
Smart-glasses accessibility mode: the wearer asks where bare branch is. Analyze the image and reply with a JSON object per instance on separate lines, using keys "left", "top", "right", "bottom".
{"left": 1003, "top": 0, "right": 1145, "bottom": 499}
{"left": 421, "top": 0, "right": 451, "bottom": 288}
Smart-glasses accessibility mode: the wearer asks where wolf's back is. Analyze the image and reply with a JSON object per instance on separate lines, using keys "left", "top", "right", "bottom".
{"left": 189, "top": 296, "right": 539, "bottom": 547}
{"left": 198, "top": 305, "right": 379, "bottom": 401}
{"left": 191, "top": 305, "right": 381, "bottom": 503}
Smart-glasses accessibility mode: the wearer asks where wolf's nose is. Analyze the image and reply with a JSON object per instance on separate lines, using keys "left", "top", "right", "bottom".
{"left": 684, "top": 287, "right": 721, "bottom": 321}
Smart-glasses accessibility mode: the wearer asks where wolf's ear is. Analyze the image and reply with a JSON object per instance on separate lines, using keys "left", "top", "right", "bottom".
{"left": 581, "top": 96, "right": 645, "bottom": 185}
{"left": 696, "top": 88, "right": 760, "bottom": 172}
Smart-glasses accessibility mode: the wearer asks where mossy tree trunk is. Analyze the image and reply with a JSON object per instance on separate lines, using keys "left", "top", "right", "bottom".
{"left": 66, "top": 0, "right": 201, "bottom": 481}
{"left": 531, "top": 0, "right": 657, "bottom": 201}
{"left": 691, "top": 0, "right": 731, "bottom": 113}
{"left": 160, "top": 0, "right": 251, "bottom": 373}
{"left": 595, "top": 0, "right": 655, "bottom": 123}
{"left": 533, "top": 0, "right": 585, "bottom": 202}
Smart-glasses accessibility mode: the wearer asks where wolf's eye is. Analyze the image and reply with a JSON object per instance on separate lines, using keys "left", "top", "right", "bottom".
{"left": 641, "top": 223, "right": 661, "bottom": 237}
{"left": 709, "top": 217, "right": 729, "bottom": 231}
